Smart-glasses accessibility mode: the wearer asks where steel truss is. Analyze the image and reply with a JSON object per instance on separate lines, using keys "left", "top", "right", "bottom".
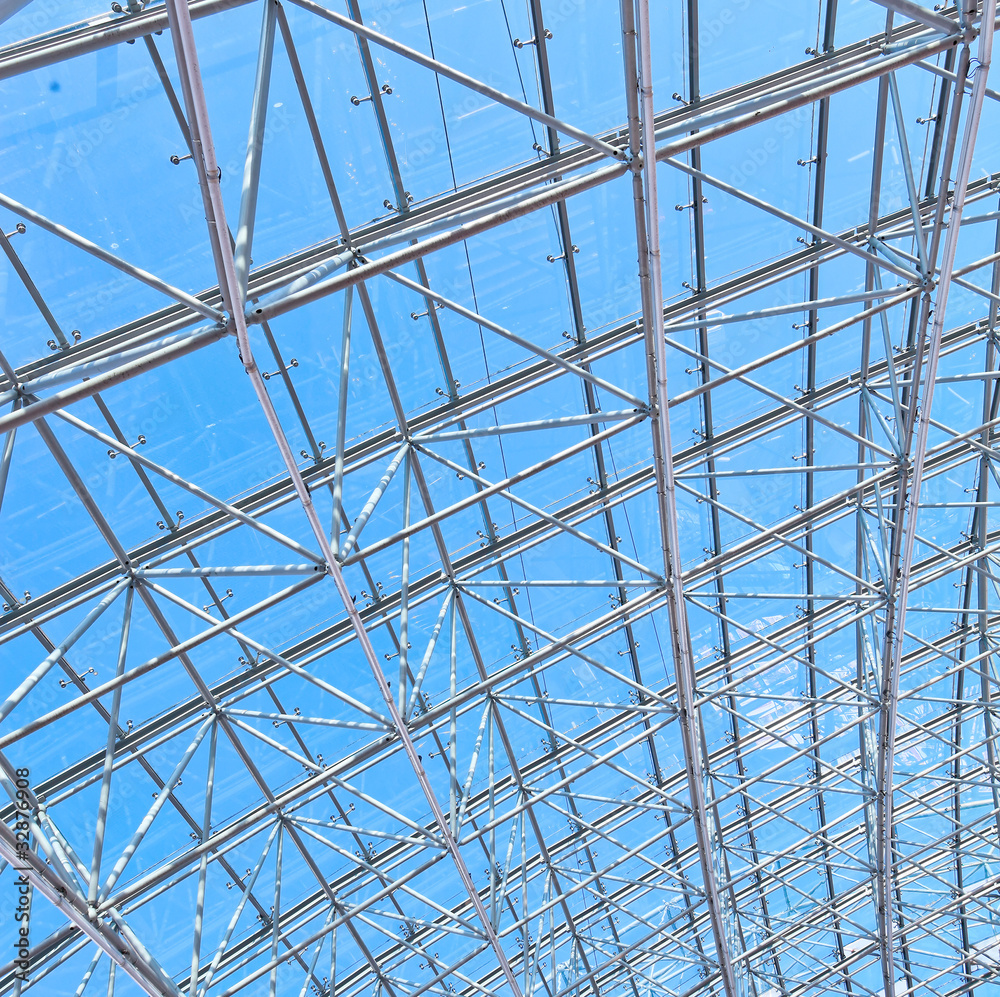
{"left": 2, "top": 1, "right": 1000, "bottom": 997}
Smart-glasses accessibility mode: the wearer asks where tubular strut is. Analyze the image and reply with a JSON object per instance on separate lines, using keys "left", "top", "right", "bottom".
{"left": 0, "top": 819, "right": 178, "bottom": 997}
{"left": 160, "top": 0, "right": 525, "bottom": 993}
{"left": 872, "top": 5, "right": 995, "bottom": 996}
{"left": 623, "top": 1, "right": 739, "bottom": 995}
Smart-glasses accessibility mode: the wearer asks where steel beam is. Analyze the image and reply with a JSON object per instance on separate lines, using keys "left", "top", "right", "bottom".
{"left": 0, "top": 821, "right": 179, "bottom": 997}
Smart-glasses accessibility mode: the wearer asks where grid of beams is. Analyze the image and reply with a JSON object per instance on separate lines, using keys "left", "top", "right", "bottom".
{"left": 2, "top": 2, "right": 1000, "bottom": 997}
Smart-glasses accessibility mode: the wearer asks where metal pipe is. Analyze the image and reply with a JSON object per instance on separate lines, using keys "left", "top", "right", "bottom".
{"left": 915, "top": 54, "right": 1000, "bottom": 100}
{"left": 87, "top": 585, "right": 132, "bottom": 910}
{"left": 97, "top": 717, "right": 215, "bottom": 902}
{"left": 398, "top": 451, "right": 411, "bottom": 716}
{"left": 248, "top": 248, "right": 355, "bottom": 317}
{"left": 295, "top": 909, "right": 335, "bottom": 997}
{"left": 53, "top": 409, "right": 324, "bottom": 563}
{"left": 873, "top": 9, "right": 996, "bottom": 994}
{"left": 195, "top": 825, "right": 280, "bottom": 997}
{"left": 405, "top": 590, "right": 453, "bottom": 721}
{"left": 284, "top": 0, "right": 624, "bottom": 161}
{"left": 667, "top": 287, "right": 921, "bottom": 409}
{"left": 0, "top": 575, "right": 323, "bottom": 750}
{"left": 332, "top": 285, "right": 353, "bottom": 555}
{"left": 655, "top": 33, "right": 957, "bottom": 155}
{"left": 662, "top": 285, "right": 910, "bottom": 332}
{"left": 456, "top": 578, "right": 656, "bottom": 587}
{"left": 337, "top": 442, "right": 409, "bottom": 560}
{"left": 0, "top": 228, "right": 68, "bottom": 348}
{"left": 665, "top": 155, "right": 918, "bottom": 284}
{"left": 630, "top": 1, "right": 739, "bottom": 993}
{"left": 342, "top": 414, "right": 643, "bottom": 566}
{"left": 268, "top": 825, "right": 282, "bottom": 997}
{"left": 143, "top": 581, "right": 392, "bottom": 728}
{"left": 887, "top": 71, "right": 932, "bottom": 275}
{"left": 0, "top": 192, "right": 224, "bottom": 322}
{"left": 869, "top": 0, "right": 962, "bottom": 34}
{"left": 413, "top": 443, "right": 659, "bottom": 580}
{"left": 414, "top": 410, "right": 646, "bottom": 443}
{"left": 0, "top": 406, "right": 18, "bottom": 515}
{"left": 188, "top": 719, "right": 217, "bottom": 996}
{"left": 448, "top": 598, "right": 458, "bottom": 838}
{"left": 0, "top": 0, "right": 257, "bottom": 81}
{"left": 149, "top": 19, "right": 533, "bottom": 987}
{"left": 385, "top": 269, "right": 646, "bottom": 408}
{"left": 134, "top": 565, "right": 319, "bottom": 577}
{"left": 274, "top": 2, "right": 350, "bottom": 237}
{"left": 0, "top": 820, "right": 181, "bottom": 997}
{"left": 22, "top": 325, "right": 218, "bottom": 394}
{"left": 0, "top": 578, "right": 128, "bottom": 725}
{"left": 233, "top": 0, "right": 277, "bottom": 298}
{"left": 0, "top": 325, "right": 227, "bottom": 437}
{"left": 251, "top": 161, "right": 628, "bottom": 322}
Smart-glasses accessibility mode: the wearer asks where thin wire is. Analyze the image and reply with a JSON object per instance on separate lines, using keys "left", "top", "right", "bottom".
{"left": 417, "top": 0, "right": 524, "bottom": 650}
{"left": 499, "top": 0, "right": 540, "bottom": 145}
{"left": 421, "top": 0, "right": 458, "bottom": 191}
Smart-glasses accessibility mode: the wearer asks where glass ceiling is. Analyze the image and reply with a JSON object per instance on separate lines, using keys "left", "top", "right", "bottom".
{"left": 2, "top": 1, "right": 1000, "bottom": 996}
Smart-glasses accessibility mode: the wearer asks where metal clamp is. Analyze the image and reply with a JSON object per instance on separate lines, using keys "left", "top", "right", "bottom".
{"left": 382, "top": 192, "right": 414, "bottom": 213}
{"left": 300, "top": 442, "right": 327, "bottom": 461}
{"left": 410, "top": 303, "right": 443, "bottom": 320}
{"left": 262, "top": 358, "right": 298, "bottom": 380}
{"left": 273, "top": 707, "right": 301, "bottom": 728}
{"left": 513, "top": 29, "right": 551, "bottom": 47}
{"left": 351, "top": 83, "right": 392, "bottom": 105}
{"left": 204, "top": 588, "right": 233, "bottom": 613}
{"left": 546, "top": 245, "right": 579, "bottom": 262}
{"left": 108, "top": 434, "right": 146, "bottom": 458}
{"left": 59, "top": 667, "right": 97, "bottom": 689}
{"left": 47, "top": 329, "right": 82, "bottom": 352}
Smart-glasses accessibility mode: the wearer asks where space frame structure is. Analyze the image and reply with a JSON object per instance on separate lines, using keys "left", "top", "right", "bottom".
{"left": 2, "top": 1, "right": 1000, "bottom": 996}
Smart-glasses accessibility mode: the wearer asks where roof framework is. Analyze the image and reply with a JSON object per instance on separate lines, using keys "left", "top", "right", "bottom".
{"left": 2, "top": 1, "right": 1000, "bottom": 996}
